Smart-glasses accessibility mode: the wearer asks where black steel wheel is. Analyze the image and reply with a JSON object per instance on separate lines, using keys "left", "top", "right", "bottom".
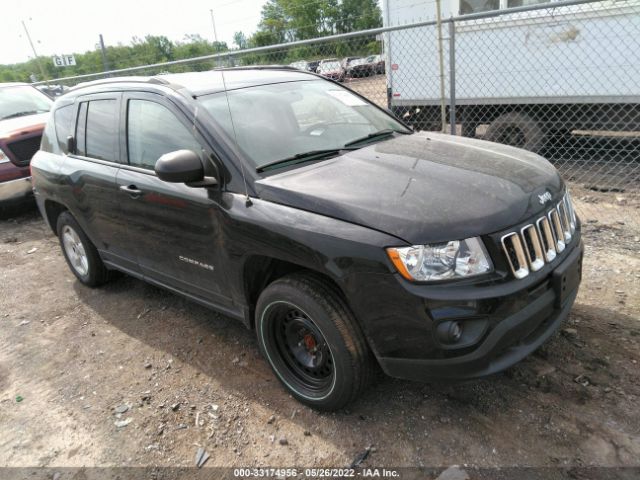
{"left": 256, "top": 273, "right": 374, "bottom": 411}
{"left": 265, "top": 302, "right": 335, "bottom": 395}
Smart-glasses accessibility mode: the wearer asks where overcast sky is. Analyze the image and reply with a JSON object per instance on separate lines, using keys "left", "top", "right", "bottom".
{"left": 1, "top": 0, "right": 268, "bottom": 65}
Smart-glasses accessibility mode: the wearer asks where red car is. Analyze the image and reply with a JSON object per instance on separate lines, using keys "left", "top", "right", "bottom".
{"left": 0, "top": 83, "right": 51, "bottom": 207}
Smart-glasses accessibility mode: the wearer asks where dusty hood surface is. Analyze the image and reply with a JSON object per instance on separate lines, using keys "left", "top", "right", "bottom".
{"left": 255, "top": 132, "right": 564, "bottom": 244}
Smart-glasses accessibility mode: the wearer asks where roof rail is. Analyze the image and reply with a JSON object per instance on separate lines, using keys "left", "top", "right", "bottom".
{"left": 69, "top": 76, "right": 170, "bottom": 92}
{"left": 211, "top": 65, "right": 300, "bottom": 72}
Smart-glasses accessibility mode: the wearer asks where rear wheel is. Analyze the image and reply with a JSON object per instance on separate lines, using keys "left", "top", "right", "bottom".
{"left": 484, "top": 111, "right": 546, "bottom": 153}
{"left": 255, "top": 273, "right": 373, "bottom": 411}
{"left": 57, "top": 211, "right": 113, "bottom": 287}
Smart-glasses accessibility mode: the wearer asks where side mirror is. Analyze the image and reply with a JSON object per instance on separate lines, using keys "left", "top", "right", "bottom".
{"left": 155, "top": 150, "right": 216, "bottom": 186}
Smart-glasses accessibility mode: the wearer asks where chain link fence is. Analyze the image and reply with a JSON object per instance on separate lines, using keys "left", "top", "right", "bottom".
{"left": 37, "top": 0, "right": 639, "bottom": 232}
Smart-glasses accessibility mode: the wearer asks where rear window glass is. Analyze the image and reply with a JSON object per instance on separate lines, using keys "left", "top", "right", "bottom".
{"left": 85, "top": 100, "right": 118, "bottom": 161}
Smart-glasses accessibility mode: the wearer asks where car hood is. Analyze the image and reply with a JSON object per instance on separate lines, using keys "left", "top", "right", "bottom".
{"left": 254, "top": 132, "right": 564, "bottom": 245}
{"left": 0, "top": 112, "right": 48, "bottom": 138}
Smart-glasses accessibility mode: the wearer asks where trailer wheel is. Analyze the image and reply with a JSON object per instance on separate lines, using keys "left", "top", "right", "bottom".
{"left": 484, "top": 112, "right": 546, "bottom": 153}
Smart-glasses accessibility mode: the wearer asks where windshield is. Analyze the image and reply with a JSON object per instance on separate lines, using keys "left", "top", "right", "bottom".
{"left": 0, "top": 85, "right": 52, "bottom": 120}
{"left": 199, "top": 79, "right": 410, "bottom": 169}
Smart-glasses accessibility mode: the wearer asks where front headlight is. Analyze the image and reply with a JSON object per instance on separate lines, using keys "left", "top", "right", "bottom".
{"left": 387, "top": 237, "right": 493, "bottom": 282}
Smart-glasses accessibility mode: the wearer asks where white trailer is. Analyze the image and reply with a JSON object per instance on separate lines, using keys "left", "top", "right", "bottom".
{"left": 382, "top": 0, "right": 640, "bottom": 151}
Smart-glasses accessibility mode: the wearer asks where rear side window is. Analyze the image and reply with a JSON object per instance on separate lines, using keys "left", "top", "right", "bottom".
{"left": 41, "top": 104, "right": 74, "bottom": 154}
{"left": 127, "top": 100, "right": 201, "bottom": 169}
{"left": 40, "top": 116, "right": 57, "bottom": 154}
{"left": 54, "top": 105, "right": 74, "bottom": 153}
{"left": 85, "top": 100, "right": 118, "bottom": 161}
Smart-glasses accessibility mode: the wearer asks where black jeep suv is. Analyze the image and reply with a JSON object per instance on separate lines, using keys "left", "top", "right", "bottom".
{"left": 31, "top": 68, "right": 583, "bottom": 410}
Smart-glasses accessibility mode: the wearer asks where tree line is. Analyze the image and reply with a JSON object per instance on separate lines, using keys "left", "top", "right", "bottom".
{"left": 0, "top": 0, "right": 381, "bottom": 83}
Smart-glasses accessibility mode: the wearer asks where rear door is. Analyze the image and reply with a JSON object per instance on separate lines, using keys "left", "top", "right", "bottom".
{"left": 114, "top": 92, "right": 232, "bottom": 308}
{"left": 60, "top": 93, "right": 140, "bottom": 274}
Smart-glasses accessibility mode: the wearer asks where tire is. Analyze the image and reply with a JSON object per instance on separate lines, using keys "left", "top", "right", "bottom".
{"left": 484, "top": 111, "right": 546, "bottom": 153}
{"left": 56, "top": 211, "right": 113, "bottom": 287}
{"left": 255, "top": 273, "right": 374, "bottom": 411}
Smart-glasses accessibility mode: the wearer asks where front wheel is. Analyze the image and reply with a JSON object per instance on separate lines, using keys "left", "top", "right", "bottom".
{"left": 255, "top": 273, "right": 374, "bottom": 411}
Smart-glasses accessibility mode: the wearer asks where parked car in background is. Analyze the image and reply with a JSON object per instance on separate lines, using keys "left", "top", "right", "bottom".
{"left": 344, "top": 57, "right": 367, "bottom": 78}
{"left": 289, "top": 60, "right": 310, "bottom": 71}
{"left": 36, "top": 84, "right": 70, "bottom": 98}
{"left": 0, "top": 83, "right": 51, "bottom": 208}
{"left": 317, "top": 59, "right": 345, "bottom": 82}
{"left": 340, "top": 56, "right": 359, "bottom": 69}
{"left": 32, "top": 68, "right": 582, "bottom": 411}
{"left": 346, "top": 57, "right": 370, "bottom": 78}
{"left": 369, "top": 54, "right": 385, "bottom": 75}
{"left": 345, "top": 55, "right": 386, "bottom": 79}
{"left": 289, "top": 61, "right": 323, "bottom": 73}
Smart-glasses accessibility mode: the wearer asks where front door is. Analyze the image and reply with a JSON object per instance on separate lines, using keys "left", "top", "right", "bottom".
{"left": 114, "top": 93, "right": 232, "bottom": 308}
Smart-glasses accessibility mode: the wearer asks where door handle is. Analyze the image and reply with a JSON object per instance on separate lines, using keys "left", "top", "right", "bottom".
{"left": 119, "top": 184, "right": 143, "bottom": 197}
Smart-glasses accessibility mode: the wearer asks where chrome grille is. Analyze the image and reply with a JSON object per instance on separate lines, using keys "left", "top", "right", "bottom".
{"left": 501, "top": 193, "right": 576, "bottom": 279}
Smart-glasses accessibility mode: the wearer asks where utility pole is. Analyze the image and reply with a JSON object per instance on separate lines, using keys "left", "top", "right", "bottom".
{"left": 210, "top": 9, "right": 220, "bottom": 67}
{"left": 21, "top": 19, "right": 48, "bottom": 83}
{"left": 98, "top": 34, "right": 110, "bottom": 73}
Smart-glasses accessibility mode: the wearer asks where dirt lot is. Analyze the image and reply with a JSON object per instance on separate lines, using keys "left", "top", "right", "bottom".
{"left": 0, "top": 188, "right": 639, "bottom": 472}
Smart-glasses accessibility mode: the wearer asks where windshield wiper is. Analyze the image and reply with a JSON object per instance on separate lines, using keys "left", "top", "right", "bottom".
{"left": 256, "top": 148, "right": 354, "bottom": 173}
{"left": 343, "top": 128, "right": 411, "bottom": 148}
{"left": 1, "top": 109, "right": 49, "bottom": 120}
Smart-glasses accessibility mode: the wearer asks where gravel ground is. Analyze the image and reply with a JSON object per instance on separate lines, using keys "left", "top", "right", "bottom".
{"left": 0, "top": 188, "right": 639, "bottom": 471}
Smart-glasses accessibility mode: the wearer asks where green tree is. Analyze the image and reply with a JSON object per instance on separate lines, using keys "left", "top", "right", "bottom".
{"left": 233, "top": 32, "right": 248, "bottom": 50}
{"left": 336, "top": 0, "right": 382, "bottom": 33}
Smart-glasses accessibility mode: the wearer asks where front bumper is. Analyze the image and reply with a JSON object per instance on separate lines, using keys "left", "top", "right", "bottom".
{"left": 0, "top": 176, "right": 33, "bottom": 203}
{"left": 352, "top": 240, "right": 583, "bottom": 381}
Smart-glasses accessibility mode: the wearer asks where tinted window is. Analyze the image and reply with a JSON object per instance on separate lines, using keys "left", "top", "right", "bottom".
{"left": 54, "top": 105, "right": 75, "bottom": 153}
{"left": 85, "top": 100, "right": 118, "bottom": 161}
{"left": 127, "top": 100, "right": 201, "bottom": 169}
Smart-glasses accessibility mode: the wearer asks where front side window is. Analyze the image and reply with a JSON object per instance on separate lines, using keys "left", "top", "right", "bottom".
{"left": 199, "top": 80, "right": 409, "bottom": 169}
{"left": 127, "top": 100, "right": 201, "bottom": 169}
{"left": 0, "top": 86, "right": 52, "bottom": 120}
{"left": 85, "top": 100, "right": 118, "bottom": 161}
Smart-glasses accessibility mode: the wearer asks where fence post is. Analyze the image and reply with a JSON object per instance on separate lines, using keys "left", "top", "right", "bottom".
{"left": 448, "top": 20, "right": 456, "bottom": 135}
{"left": 435, "top": 0, "right": 447, "bottom": 133}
